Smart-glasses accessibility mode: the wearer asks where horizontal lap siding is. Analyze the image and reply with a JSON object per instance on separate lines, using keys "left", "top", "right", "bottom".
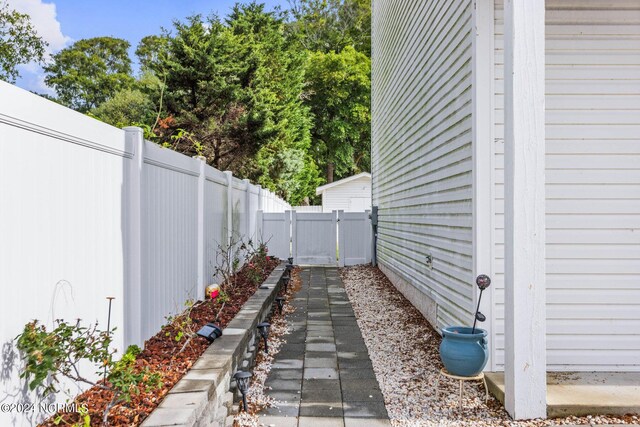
{"left": 493, "top": 0, "right": 640, "bottom": 371}
{"left": 372, "top": 0, "right": 474, "bottom": 328}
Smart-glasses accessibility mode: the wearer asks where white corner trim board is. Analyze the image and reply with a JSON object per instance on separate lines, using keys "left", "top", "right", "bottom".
{"left": 503, "top": 0, "right": 547, "bottom": 420}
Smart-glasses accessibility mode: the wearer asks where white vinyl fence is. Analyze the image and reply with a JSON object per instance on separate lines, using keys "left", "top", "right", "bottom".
{"left": 0, "top": 82, "right": 289, "bottom": 426}
{"left": 258, "top": 210, "right": 372, "bottom": 266}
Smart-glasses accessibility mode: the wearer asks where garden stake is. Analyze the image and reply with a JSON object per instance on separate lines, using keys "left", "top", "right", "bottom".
{"left": 472, "top": 275, "right": 491, "bottom": 334}
{"left": 104, "top": 296, "right": 115, "bottom": 382}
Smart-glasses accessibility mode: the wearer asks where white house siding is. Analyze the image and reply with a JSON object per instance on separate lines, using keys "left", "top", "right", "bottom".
{"left": 322, "top": 176, "right": 372, "bottom": 212}
{"left": 372, "top": 0, "right": 475, "bottom": 328}
{"left": 493, "top": 0, "right": 640, "bottom": 371}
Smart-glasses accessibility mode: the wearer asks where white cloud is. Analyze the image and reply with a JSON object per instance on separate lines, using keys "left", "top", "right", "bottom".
{"left": 6, "top": 0, "right": 72, "bottom": 56}
{"left": 6, "top": 0, "right": 71, "bottom": 93}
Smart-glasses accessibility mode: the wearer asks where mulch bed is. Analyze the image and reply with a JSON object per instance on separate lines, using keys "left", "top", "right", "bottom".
{"left": 40, "top": 256, "right": 280, "bottom": 427}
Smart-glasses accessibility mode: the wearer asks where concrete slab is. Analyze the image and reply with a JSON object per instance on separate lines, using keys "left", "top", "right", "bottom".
{"left": 343, "top": 401, "right": 389, "bottom": 418}
{"left": 306, "top": 343, "right": 337, "bottom": 352}
{"left": 299, "top": 402, "right": 344, "bottom": 417}
{"left": 272, "top": 359, "right": 304, "bottom": 370}
{"left": 344, "top": 418, "right": 391, "bottom": 427}
{"left": 298, "top": 416, "right": 345, "bottom": 427}
{"left": 305, "top": 357, "right": 339, "bottom": 368}
{"left": 302, "top": 387, "right": 342, "bottom": 403}
{"left": 485, "top": 371, "right": 640, "bottom": 418}
{"left": 304, "top": 367, "right": 340, "bottom": 380}
{"left": 270, "top": 369, "right": 303, "bottom": 380}
{"left": 256, "top": 415, "right": 298, "bottom": 427}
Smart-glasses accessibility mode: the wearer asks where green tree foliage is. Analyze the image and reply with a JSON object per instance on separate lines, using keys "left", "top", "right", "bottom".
{"left": 288, "top": 0, "right": 371, "bottom": 56}
{"left": 0, "top": 0, "right": 47, "bottom": 82}
{"left": 227, "top": 3, "right": 321, "bottom": 203}
{"left": 306, "top": 46, "right": 370, "bottom": 182}
{"left": 90, "top": 72, "right": 162, "bottom": 129}
{"left": 44, "top": 37, "right": 134, "bottom": 112}
{"left": 81, "top": 1, "right": 372, "bottom": 203}
{"left": 135, "top": 34, "right": 169, "bottom": 71}
{"left": 90, "top": 88, "right": 153, "bottom": 128}
{"left": 142, "top": 4, "right": 321, "bottom": 204}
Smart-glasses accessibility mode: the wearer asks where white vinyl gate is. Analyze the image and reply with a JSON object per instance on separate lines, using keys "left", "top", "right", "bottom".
{"left": 338, "top": 211, "right": 372, "bottom": 266}
{"left": 258, "top": 210, "right": 371, "bottom": 266}
{"left": 293, "top": 211, "right": 337, "bottom": 265}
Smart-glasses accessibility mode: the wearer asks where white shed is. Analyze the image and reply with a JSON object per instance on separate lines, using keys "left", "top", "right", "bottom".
{"left": 372, "top": 0, "right": 640, "bottom": 419}
{"left": 316, "top": 172, "right": 372, "bottom": 212}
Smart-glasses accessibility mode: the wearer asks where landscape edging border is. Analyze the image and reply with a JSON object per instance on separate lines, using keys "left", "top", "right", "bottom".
{"left": 141, "top": 261, "right": 286, "bottom": 427}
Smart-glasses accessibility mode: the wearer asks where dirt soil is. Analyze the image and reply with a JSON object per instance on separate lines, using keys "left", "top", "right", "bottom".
{"left": 40, "top": 256, "right": 280, "bottom": 427}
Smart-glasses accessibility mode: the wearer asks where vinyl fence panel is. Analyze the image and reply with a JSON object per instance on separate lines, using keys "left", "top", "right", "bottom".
{"left": 260, "top": 211, "right": 290, "bottom": 259}
{"left": 0, "top": 82, "right": 128, "bottom": 426}
{"left": 203, "top": 169, "right": 228, "bottom": 287}
{"left": 141, "top": 142, "right": 200, "bottom": 341}
{"left": 0, "top": 81, "right": 290, "bottom": 426}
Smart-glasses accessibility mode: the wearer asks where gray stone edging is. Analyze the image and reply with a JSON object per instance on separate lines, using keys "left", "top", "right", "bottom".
{"left": 141, "top": 262, "right": 287, "bottom": 427}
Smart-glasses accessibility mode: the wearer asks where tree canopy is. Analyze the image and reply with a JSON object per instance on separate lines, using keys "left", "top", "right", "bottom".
{"left": 306, "top": 46, "right": 370, "bottom": 183}
{"left": 44, "top": 37, "right": 134, "bottom": 112}
{"left": 42, "top": 0, "right": 371, "bottom": 204}
{"left": 0, "top": 0, "right": 47, "bottom": 82}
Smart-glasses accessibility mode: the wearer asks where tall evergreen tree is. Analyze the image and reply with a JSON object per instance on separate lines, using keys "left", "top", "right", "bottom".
{"left": 228, "top": 3, "right": 321, "bottom": 203}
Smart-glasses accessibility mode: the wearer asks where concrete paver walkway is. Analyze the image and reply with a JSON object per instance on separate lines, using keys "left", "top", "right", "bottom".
{"left": 258, "top": 267, "right": 391, "bottom": 427}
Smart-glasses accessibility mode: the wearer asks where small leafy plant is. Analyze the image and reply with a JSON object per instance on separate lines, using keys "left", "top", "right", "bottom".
{"left": 16, "top": 319, "right": 162, "bottom": 425}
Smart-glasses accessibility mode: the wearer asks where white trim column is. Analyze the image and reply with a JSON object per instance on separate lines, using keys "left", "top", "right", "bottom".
{"left": 471, "top": 0, "right": 495, "bottom": 371}
{"left": 503, "top": 0, "right": 547, "bottom": 419}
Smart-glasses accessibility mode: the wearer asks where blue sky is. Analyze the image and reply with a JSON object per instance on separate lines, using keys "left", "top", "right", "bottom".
{"left": 10, "top": 0, "right": 289, "bottom": 94}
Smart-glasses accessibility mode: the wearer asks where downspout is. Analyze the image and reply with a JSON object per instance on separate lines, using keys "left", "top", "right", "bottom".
{"left": 370, "top": 205, "right": 378, "bottom": 266}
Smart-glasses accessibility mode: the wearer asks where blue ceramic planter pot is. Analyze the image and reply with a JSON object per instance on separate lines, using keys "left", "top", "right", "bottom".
{"left": 439, "top": 326, "right": 488, "bottom": 377}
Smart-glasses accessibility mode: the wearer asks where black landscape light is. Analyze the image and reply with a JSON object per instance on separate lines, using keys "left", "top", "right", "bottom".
{"left": 275, "top": 296, "right": 285, "bottom": 314}
{"left": 287, "top": 257, "right": 294, "bottom": 265}
{"left": 282, "top": 276, "right": 290, "bottom": 293}
{"left": 257, "top": 322, "right": 271, "bottom": 353}
{"left": 196, "top": 323, "right": 223, "bottom": 342}
{"left": 285, "top": 263, "right": 294, "bottom": 272}
{"left": 233, "top": 371, "right": 252, "bottom": 412}
{"left": 472, "top": 274, "right": 491, "bottom": 334}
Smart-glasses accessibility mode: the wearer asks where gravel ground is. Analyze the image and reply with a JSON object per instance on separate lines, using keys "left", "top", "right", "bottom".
{"left": 234, "top": 270, "right": 302, "bottom": 427}
{"left": 339, "top": 265, "right": 639, "bottom": 427}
